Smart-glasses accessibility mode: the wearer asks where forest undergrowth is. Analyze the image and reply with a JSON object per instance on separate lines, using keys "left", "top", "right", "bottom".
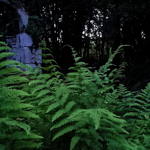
{"left": 0, "top": 41, "right": 150, "bottom": 150}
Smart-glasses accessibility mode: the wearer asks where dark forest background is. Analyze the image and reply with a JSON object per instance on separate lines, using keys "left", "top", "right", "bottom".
{"left": 0, "top": 0, "right": 150, "bottom": 89}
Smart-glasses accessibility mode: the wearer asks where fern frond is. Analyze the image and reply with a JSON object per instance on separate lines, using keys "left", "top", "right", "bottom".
{"left": 70, "top": 136, "right": 80, "bottom": 150}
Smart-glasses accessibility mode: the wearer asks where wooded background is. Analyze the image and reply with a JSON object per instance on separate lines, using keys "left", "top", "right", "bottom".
{"left": 0, "top": 0, "right": 150, "bottom": 89}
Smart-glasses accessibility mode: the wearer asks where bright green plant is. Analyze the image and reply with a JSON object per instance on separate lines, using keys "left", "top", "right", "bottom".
{"left": 114, "top": 83, "right": 150, "bottom": 150}
{"left": 26, "top": 43, "right": 63, "bottom": 149}
{"left": 0, "top": 41, "right": 42, "bottom": 150}
{"left": 1, "top": 41, "right": 150, "bottom": 150}
{"left": 37, "top": 46, "right": 138, "bottom": 150}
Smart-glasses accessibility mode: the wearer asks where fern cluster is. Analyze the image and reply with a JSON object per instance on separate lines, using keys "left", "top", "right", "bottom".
{"left": 0, "top": 41, "right": 150, "bottom": 150}
{"left": 0, "top": 41, "right": 42, "bottom": 150}
{"left": 41, "top": 47, "right": 135, "bottom": 150}
{"left": 114, "top": 84, "right": 150, "bottom": 149}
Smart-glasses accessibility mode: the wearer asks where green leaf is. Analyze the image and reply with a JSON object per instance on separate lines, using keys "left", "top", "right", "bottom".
{"left": 65, "top": 101, "right": 76, "bottom": 112}
{"left": 22, "top": 111, "right": 40, "bottom": 119}
{"left": 36, "top": 90, "right": 50, "bottom": 98}
{"left": 29, "top": 80, "right": 44, "bottom": 86}
{"left": 39, "top": 96, "right": 54, "bottom": 105}
{"left": 11, "top": 131, "right": 43, "bottom": 140}
{"left": 70, "top": 136, "right": 80, "bottom": 150}
{"left": 32, "top": 85, "right": 48, "bottom": 94}
{"left": 52, "top": 109, "right": 64, "bottom": 122}
{"left": 52, "top": 126, "right": 75, "bottom": 141}
{"left": 0, "top": 76, "right": 28, "bottom": 85}
{"left": 0, "top": 60, "right": 19, "bottom": 68}
{"left": 0, "top": 52, "right": 14, "bottom": 60}
{"left": 0, "top": 46, "right": 10, "bottom": 51}
{"left": 50, "top": 119, "right": 70, "bottom": 131}
{"left": 46, "top": 102, "right": 60, "bottom": 113}
{"left": 0, "top": 67, "right": 22, "bottom": 77}
{"left": 1, "top": 118, "right": 31, "bottom": 134}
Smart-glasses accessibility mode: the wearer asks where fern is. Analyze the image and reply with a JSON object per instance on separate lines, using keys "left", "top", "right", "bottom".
{"left": 111, "top": 83, "right": 150, "bottom": 149}
{"left": 25, "top": 45, "right": 150, "bottom": 150}
{"left": 0, "top": 41, "right": 42, "bottom": 150}
{"left": 39, "top": 40, "right": 61, "bottom": 74}
{"left": 1, "top": 40, "right": 149, "bottom": 150}
{"left": 41, "top": 46, "right": 139, "bottom": 150}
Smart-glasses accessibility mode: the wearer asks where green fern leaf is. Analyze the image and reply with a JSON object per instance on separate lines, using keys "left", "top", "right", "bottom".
{"left": 0, "top": 67, "right": 23, "bottom": 77}
{"left": 52, "top": 109, "right": 64, "bottom": 122}
{"left": 0, "top": 52, "right": 14, "bottom": 60}
{"left": 70, "top": 136, "right": 80, "bottom": 150}
{"left": 0, "top": 41, "right": 7, "bottom": 45}
{"left": 65, "top": 101, "right": 76, "bottom": 112}
{"left": 32, "top": 85, "right": 48, "bottom": 94}
{"left": 21, "top": 111, "right": 40, "bottom": 119}
{"left": 39, "top": 96, "right": 54, "bottom": 105}
{"left": 29, "top": 80, "right": 44, "bottom": 86}
{"left": 0, "top": 60, "right": 19, "bottom": 68}
{"left": 0, "top": 76, "right": 28, "bottom": 85}
{"left": 1, "top": 118, "right": 31, "bottom": 134}
{"left": 36, "top": 89, "right": 50, "bottom": 98}
{"left": 0, "top": 46, "right": 10, "bottom": 51}
{"left": 38, "top": 74, "right": 50, "bottom": 80}
{"left": 52, "top": 126, "right": 76, "bottom": 141}
{"left": 50, "top": 119, "right": 70, "bottom": 131}
{"left": 46, "top": 102, "right": 60, "bottom": 113}
{"left": 11, "top": 131, "right": 43, "bottom": 140}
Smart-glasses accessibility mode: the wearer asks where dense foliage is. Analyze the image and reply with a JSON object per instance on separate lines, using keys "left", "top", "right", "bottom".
{"left": 0, "top": 42, "right": 150, "bottom": 150}
{"left": 0, "top": 41, "right": 42, "bottom": 150}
